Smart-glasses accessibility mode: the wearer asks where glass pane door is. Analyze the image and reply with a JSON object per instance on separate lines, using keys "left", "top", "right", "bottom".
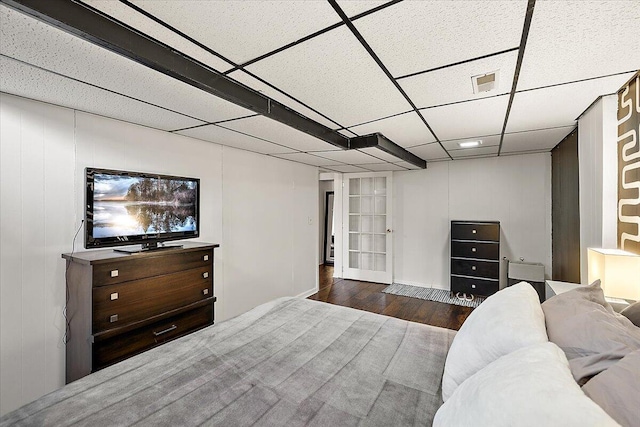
{"left": 343, "top": 172, "right": 392, "bottom": 284}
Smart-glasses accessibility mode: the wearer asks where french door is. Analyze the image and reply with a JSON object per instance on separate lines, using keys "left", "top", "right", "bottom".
{"left": 342, "top": 172, "right": 393, "bottom": 284}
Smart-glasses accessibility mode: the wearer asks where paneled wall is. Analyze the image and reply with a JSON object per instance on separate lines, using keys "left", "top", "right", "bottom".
{"left": 0, "top": 93, "right": 318, "bottom": 415}
{"left": 0, "top": 95, "right": 76, "bottom": 415}
{"left": 393, "top": 153, "right": 552, "bottom": 290}
{"left": 578, "top": 95, "right": 618, "bottom": 281}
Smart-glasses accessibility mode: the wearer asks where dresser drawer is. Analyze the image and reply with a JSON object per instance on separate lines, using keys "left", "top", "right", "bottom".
{"left": 451, "top": 258, "right": 499, "bottom": 279}
{"left": 451, "top": 275, "right": 499, "bottom": 296}
{"left": 451, "top": 241, "right": 499, "bottom": 260}
{"left": 93, "top": 266, "right": 213, "bottom": 333}
{"left": 92, "top": 249, "right": 213, "bottom": 286}
{"left": 93, "top": 303, "right": 213, "bottom": 370}
{"left": 451, "top": 223, "right": 499, "bottom": 242}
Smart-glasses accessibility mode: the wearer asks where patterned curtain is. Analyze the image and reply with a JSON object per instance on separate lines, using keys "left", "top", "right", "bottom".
{"left": 618, "top": 72, "right": 640, "bottom": 255}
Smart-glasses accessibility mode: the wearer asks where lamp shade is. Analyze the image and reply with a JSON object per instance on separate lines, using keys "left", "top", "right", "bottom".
{"left": 587, "top": 248, "right": 640, "bottom": 300}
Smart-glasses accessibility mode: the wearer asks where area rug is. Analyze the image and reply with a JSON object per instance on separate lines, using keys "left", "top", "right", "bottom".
{"left": 382, "top": 283, "right": 486, "bottom": 308}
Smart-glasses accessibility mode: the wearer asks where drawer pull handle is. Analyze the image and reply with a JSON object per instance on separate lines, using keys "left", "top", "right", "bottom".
{"left": 110, "top": 314, "right": 118, "bottom": 323}
{"left": 203, "top": 272, "right": 209, "bottom": 279}
{"left": 472, "top": 229, "right": 477, "bottom": 234}
{"left": 472, "top": 266, "right": 477, "bottom": 271}
{"left": 153, "top": 325, "right": 177, "bottom": 337}
{"left": 110, "top": 292, "right": 118, "bottom": 301}
{"left": 471, "top": 247, "right": 477, "bottom": 252}
{"left": 110, "top": 270, "right": 119, "bottom": 278}
{"left": 472, "top": 284, "right": 476, "bottom": 289}
{"left": 203, "top": 288, "right": 209, "bottom": 295}
{"left": 203, "top": 255, "right": 209, "bottom": 261}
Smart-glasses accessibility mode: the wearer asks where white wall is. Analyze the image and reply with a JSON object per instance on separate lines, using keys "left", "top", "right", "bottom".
{"left": 578, "top": 95, "right": 618, "bottom": 283}
{"left": 0, "top": 93, "right": 318, "bottom": 415}
{"left": 393, "top": 153, "right": 552, "bottom": 289}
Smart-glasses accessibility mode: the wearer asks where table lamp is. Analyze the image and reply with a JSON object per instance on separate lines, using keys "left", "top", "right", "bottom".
{"left": 587, "top": 248, "right": 640, "bottom": 301}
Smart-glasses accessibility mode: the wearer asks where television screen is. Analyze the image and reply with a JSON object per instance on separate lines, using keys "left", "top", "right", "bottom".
{"left": 86, "top": 168, "right": 199, "bottom": 249}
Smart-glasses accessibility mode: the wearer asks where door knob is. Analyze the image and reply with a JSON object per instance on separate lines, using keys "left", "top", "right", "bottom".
{"left": 386, "top": 229, "right": 392, "bottom": 233}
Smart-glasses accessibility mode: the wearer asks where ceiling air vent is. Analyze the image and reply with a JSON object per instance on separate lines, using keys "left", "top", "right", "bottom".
{"left": 471, "top": 70, "right": 499, "bottom": 94}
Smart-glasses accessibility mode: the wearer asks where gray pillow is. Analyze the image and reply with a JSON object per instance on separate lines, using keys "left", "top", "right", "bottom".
{"left": 582, "top": 349, "right": 640, "bottom": 427}
{"left": 541, "top": 280, "right": 640, "bottom": 383}
{"left": 620, "top": 301, "right": 640, "bottom": 327}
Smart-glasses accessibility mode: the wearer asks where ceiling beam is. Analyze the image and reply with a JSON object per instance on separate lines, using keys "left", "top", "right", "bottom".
{"left": 1, "top": 0, "right": 428, "bottom": 169}
{"left": 350, "top": 133, "right": 426, "bottom": 169}
{"left": 1, "top": 0, "right": 349, "bottom": 148}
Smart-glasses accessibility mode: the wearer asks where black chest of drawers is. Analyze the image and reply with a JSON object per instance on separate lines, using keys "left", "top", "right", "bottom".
{"left": 450, "top": 221, "right": 500, "bottom": 297}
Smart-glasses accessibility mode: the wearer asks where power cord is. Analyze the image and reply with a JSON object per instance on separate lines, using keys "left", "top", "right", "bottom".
{"left": 63, "top": 219, "right": 84, "bottom": 345}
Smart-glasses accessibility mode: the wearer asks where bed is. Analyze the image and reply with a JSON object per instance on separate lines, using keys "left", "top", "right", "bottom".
{"left": 0, "top": 297, "right": 455, "bottom": 426}
{"left": 2, "top": 281, "right": 637, "bottom": 426}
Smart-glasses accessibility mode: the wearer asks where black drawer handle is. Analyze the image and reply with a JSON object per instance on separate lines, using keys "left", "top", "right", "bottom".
{"left": 153, "top": 324, "right": 177, "bottom": 337}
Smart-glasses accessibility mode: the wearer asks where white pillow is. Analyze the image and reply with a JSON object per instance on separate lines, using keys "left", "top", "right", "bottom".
{"left": 441, "top": 282, "right": 547, "bottom": 401}
{"left": 434, "top": 342, "right": 619, "bottom": 427}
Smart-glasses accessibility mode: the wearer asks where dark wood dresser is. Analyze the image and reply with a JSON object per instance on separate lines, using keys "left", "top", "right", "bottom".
{"left": 62, "top": 242, "right": 218, "bottom": 383}
{"left": 450, "top": 221, "right": 500, "bottom": 298}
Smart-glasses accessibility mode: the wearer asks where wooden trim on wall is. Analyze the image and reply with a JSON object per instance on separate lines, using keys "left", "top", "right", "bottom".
{"left": 552, "top": 128, "right": 581, "bottom": 282}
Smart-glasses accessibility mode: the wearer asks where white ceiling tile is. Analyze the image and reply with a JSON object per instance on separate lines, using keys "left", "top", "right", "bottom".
{"left": 348, "top": 111, "right": 435, "bottom": 148}
{"left": 0, "top": 56, "right": 202, "bottom": 131}
{"left": 359, "top": 163, "right": 409, "bottom": 172}
{"left": 399, "top": 51, "right": 517, "bottom": 108}
{"left": 314, "top": 149, "right": 382, "bottom": 165}
{"left": 336, "top": 1, "right": 390, "bottom": 18}
{"left": 271, "top": 152, "right": 342, "bottom": 167}
{"left": 407, "top": 143, "right": 450, "bottom": 161}
{"left": 177, "top": 124, "right": 296, "bottom": 155}
{"left": 217, "top": 115, "right": 341, "bottom": 152}
{"left": 501, "top": 126, "right": 575, "bottom": 154}
{"left": 357, "top": 147, "right": 404, "bottom": 162}
{"left": 129, "top": 0, "right": 340, "bottom": 64}
{"left": 441, "top": 135, "right": 501, "bottom": 152}
{"left": 421, "top": 95, "right": 509, "bottom": 141}
{"left": 450, "top": 145, "right": 499, "bottom": 159}
{"left": 82, "top": 0, "right": 234, "bottom": 72}
{"left": 0, "top": 6, "right": 253, "bottom": 124}
{"left": 246, "top": 26, "right": 412, "bottom": 127}
{"left": 506, "top": 73, "right": 635, "bottom": 133}
{"left": 351, "top": 0, "right": 527, "bottom": 77}
{"left": 324, "top": 164, "right": 370, "bottom": 173}
{"left": 227, "top": 70, "right": 343, "bottom": 129}
{"left": 518, "top": 1, "right": 640, "bottom": 90}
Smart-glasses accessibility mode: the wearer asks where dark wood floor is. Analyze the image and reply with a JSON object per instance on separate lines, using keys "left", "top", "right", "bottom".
{"left": 308, "top": 264, "right": 473, "bottom": 331}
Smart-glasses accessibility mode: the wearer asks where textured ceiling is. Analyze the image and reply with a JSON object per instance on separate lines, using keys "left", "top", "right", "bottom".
{"left": 1, "top": 0, "right": 638, "bottom": 172}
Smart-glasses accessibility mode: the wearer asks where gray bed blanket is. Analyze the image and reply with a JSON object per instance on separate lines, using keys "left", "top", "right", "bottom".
{"left": 1, "top": 297, "right": 455, "bottom": 426}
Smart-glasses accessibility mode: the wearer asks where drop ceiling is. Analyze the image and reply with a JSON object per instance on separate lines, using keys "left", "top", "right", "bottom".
{"left": 0, "top": 0, "right": 638, "bottom": 172}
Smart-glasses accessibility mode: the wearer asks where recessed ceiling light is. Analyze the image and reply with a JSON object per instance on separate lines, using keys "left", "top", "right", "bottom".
{"left": 459, "top": 140, "right": 482, "bottom": 148}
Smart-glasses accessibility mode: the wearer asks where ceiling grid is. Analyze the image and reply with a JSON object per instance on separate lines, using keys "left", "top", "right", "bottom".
{"left": 0, "top": 0, "right": 637, "bottom": 170}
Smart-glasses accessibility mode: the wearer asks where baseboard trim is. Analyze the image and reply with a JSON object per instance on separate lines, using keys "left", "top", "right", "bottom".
{"left": 296, "top": 287, "right": 318, "bottom": 299}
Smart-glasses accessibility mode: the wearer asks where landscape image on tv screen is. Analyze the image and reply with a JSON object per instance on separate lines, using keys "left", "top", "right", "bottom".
{"left": 92, "top": 173, "right": 197, "bottom": 238}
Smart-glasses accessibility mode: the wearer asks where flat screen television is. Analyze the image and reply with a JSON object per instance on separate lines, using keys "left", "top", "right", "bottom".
{"left": 85, "top": 168, "right": 200, "bottom": 252}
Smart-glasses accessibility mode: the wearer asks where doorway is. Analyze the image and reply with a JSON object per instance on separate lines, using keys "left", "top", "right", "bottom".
{"left": 324, "top": 191, "right": 335, "bottom": 264}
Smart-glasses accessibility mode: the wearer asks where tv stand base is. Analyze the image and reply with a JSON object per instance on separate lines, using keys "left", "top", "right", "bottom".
{"left": 114, "top": 244, "right": 183, "bottom": 254}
